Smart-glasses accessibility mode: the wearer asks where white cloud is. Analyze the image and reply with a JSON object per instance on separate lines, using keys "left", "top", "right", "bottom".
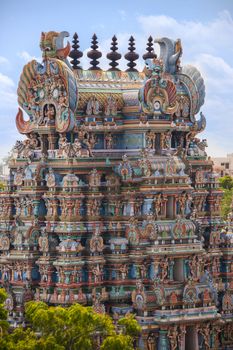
{"left": 97, "top": 10, "right": 233, "bottom": 157}
{"left": 0, "top": 72, "right": 14, "bottom": 88}
{"left": 17, "top": 51, "right": 40, "bottom": 63}
{"left": 0, "top": 56, "right": 9, "bottom": 65}
{"left": 0, "top": 73, "right": 17, "bottom": 108}
{"left": 1, "top": 11, "right": 232, "bottom": 159}
{"left": 137, "top": 10, "right": 233, "bottom": 62}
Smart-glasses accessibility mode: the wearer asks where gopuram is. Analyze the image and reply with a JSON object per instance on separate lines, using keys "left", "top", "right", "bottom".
{"left": 0, "top": 31, "right": 233, "bottom": 349}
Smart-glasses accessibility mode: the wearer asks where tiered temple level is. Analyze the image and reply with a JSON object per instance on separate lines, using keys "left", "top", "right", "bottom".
{"left": 0, "top": 31, "right": 232, "bottom": 349}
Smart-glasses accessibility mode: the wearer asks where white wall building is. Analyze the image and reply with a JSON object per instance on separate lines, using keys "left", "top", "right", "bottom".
{"left": 0, "top": 160, "right": 9, "bottom": 183}
{"left": 213, "top": 153, "right": 233, "bottom": 177}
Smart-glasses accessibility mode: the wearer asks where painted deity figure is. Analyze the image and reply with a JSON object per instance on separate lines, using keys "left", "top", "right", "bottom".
{"left": 89, "top": 169, "right": 101, "bottom": 187}
{"left": 146, "top": 130, "right": 156, "bottom": 149}
{"left": 168, "top": 326, "right": 178, "bottom": 350}
{"left": 28, "top": 133, "right": 39, "bottom": 148}
{"left": 147, "top": 334, "right": 156, "bottom": 350}
{"left": 86, "top": 97, "right": 100, "bottom": 115}
{"left": 119, "top": 265, "right": 128, "bottom": 280}
{"left": 105, "top": 133, "right": 113, "bottom": 149}
{"left": 92, "top": 264, "right": 102, "bottom": 282}
{"left": 163, "top": 131, "right": 171, "bottom": 149}
{"left": 46, "top": 167, "right": 56, "bottom": 187}
{"left": 14, "top": 167, "right": 25, "bottom": 186}
{"left": 160, "top": 257, "right": 169, "bottom": 281}
{"left": 44, "top": 104, "right": 56, "bottom": 125}
{"left": 83, "top": 133, "right": 96, "bottom": 157}
{"left": 90, "top": 226, "right": 104, "bottom": 254}
{"left": 104, "top": 95, "right": 117, "bottom": 116}
{"left": 73, "top": 138, "right": 82, "bottom": 157}
{"left": 153, "top": 193, "right": 163, "bottom": 218}
{"left": 178, "top": 192, "right": 187, "bottom": 217}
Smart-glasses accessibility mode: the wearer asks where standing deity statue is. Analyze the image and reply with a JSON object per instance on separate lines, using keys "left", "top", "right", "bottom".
{"left": 89, "top": 169, "right": 101, "bottom": 187}
{"left": 86, "top": 97, "right": 100, "bottom": 116}
{"left": 153, "top": 193, "right": 163, "bottom": 218}
{"left": 105, "top": 133, "right": 113, "bottom": 149}
{"left": 104, "top": 95, "right": 117, "bottom": 116}
{"left": 163, "top": 131, "right": 171, "bottom": 149}
{"left": 73, "top": 138, "right": 82, "bottom": 157}
{"left": 83, "top": 133, "right": 96, "bottom": 157}
{"left": 178, "top": 192, "right": 187, "bottom": 217}
{"left": 46, "top": 168, "right": 56, "bottom": 188}
{"left": 160, "top": 257, "right": 169, "bottom": 281}
{"left": 168, "top": 326, "right": 178, "bottom": 350}
{"left": 44, "top": 104, "right": 56, "bottom": 125}
{"left": 147, "top": 334, "right": 156, "bottom": 350}
{"left": 146, "top": 130, "right": 156, "bottom": 149}
{"left": 119, "top": 265, "right": 128, "bottom": 280}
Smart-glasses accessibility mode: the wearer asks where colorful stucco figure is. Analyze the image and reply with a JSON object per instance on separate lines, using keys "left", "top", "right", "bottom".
{"left": 17, "top": 31, "right": 77, "bottom": 134}
{"left": 40, "top": 31, "right": 71, "bottom": 59}
{"left": 0, "top": 31, "right": 231, "bottom": 349}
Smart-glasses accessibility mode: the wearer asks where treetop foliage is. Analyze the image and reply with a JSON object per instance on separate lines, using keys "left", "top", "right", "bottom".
{"left": 0, "top": 299, "right": 141, "bottom": 350}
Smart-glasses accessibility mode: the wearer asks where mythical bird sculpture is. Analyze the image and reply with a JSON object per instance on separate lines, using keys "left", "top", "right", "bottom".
{"left": 40, "top": 31, "right": 70, "bottom": 59}
{"left": 155, "top": 37, "right": 205, "bottom": 119}
{"left": 16, "top": 31, "right": 77, "bottom": 135}
{"left": 155, "top": 37, "right": 182, "bottom": 75}
{"left": 139, "top": 58, "right": 178, "bottom": 116}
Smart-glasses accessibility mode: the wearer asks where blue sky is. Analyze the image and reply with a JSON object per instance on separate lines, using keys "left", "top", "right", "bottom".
{"left": 0, "top": 0, "right": 233, "bottom": 160}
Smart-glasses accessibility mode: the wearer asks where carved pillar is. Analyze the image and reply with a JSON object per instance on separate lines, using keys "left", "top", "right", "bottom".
{"left": 50, "top": 198, "right": 59, "bottom": 219}
{"left": 178, "top": 325, "right": 186, "bottom": 350}
{"left": 40, "top": 134, "right": 48, "bottom": 155}
{"left": 173, "top": 195, "right": 178, "bottom": 218}
{"left": 166, "top": 196, "right": 174, "bottom": 219}
{"left": 185, "top": 326, "right": 199, "bottom": 350}
{"left": 32, "top": 198, "right": 40, "bottom": 217}
{"left": 48, "top": 133, "right": 57, "bottom": 150}
{"left": 158, "top": 329, "right": 169, "bottom": 350}
{"left": 128, "top": 197, "right": 135, "bottom": 216}
{"left": 162, "top": 196, "right": 168, "bottom": 218}
{"left": 142, "top": 198, "right": 153, "bottom": 215}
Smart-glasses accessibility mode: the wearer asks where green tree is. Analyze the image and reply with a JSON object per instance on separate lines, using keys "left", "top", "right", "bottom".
{"left": 219, "top": 176, "right": 233, "bottom": 219}
{"left": 0, "top": 301, "right": 141, "bottom": 350}
{"left": 101, "top": 334, "right": 134, "bottom": 350}
{"left": 118, "top": 313, "right": 141, "bottom": 338}
{"left": 0, "top": 182, "right": 5, "bottom": 192}
{"left": 100, "top": 313, "right": 141, "bottom": 350}
{"left": 219, "top": 175, "right": 233, "bottom": 190}
{"left": 0, "top": 289, "right": 9, "bottom": 337}
{"left": 25, "top": 301, "right": 114, "bottom": 349}
{"left": 0, "top": 328, "right": 64, "bottom": 350}
{"left": 220, "top": 188, "right": 233, "bottom": 219}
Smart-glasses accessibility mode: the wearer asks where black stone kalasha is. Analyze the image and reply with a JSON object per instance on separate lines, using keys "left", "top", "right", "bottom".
{"left": 124, "top": 36, "right": 139, "bottom": 72}
{"left": 69, "top": 33, "right": 83, "bottom": 69}
{"left": 106, "top": 35, "right": 122, "bottom": 71}
{"left": 143, "top": 36, "right": 157, "bottom": 60}
{"left": 87, "top": 34, "right": 102, "bottom": 70}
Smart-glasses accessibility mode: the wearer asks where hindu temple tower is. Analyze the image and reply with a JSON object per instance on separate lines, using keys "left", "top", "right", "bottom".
{"left": 0, "top": 31, "right": 233, "bottom": 349}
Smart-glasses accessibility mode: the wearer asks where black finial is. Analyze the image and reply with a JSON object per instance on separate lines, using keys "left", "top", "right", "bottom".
{"left": 107, "top": 35, "right": 122, "bottom": 71}
{"left": 143, "top": 36, "right": 157, "bottom": 60}
{"left": 124, "top": 36, "right": 139, "bottom": 72}
{"left": 87, "top": 34, "right": 102, "bottom": 70}
{"left": 69, "top": 33, "right": 83, "bottom": 69}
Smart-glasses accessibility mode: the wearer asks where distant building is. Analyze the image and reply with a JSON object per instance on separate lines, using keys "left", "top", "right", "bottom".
{"left": 0, "top": 161, "right": 9, "bottom": 184}
{"left": 213, "top": 153, "right": 233, "bottom": 177}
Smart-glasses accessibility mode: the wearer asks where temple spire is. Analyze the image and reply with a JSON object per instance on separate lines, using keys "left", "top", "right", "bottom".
{"left": 124, "top": 36, "right": 139, "bottom": 72}
{"left": 69, "top": 33, "right": 83, "bottom": 69}
{"left": 87, "top": 34, "right": 102, "bottom": 70}
{"left": 107, "top": 35, "right": 121, "bottom": 71}
{"left": 143, "top": 36, "right": 156, "bottom": 60}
